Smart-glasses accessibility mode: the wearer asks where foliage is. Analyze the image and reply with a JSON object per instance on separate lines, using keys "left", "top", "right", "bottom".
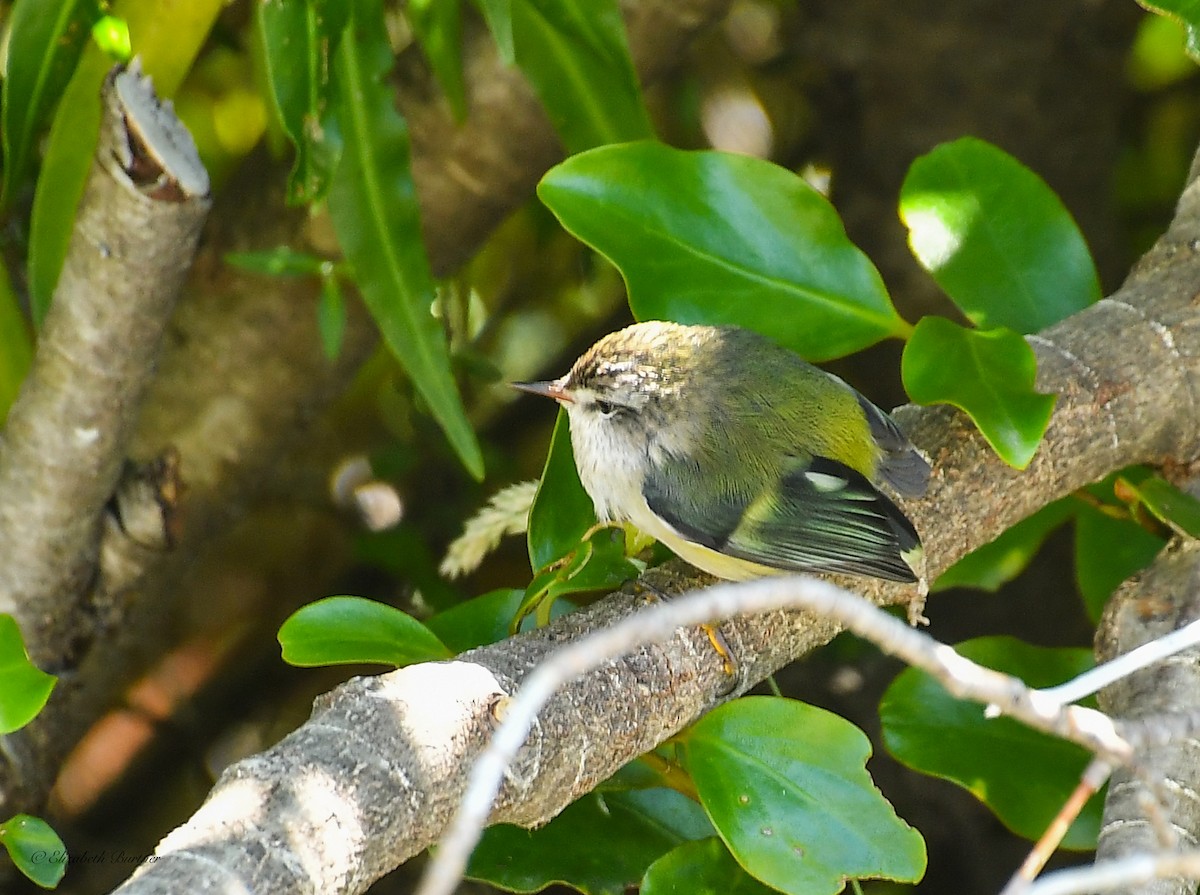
{"left": 0, "top": 617, "right": 63, "bottom": 886}
{"left": 2, "top": 1, "right": 1199, "bottom": 893}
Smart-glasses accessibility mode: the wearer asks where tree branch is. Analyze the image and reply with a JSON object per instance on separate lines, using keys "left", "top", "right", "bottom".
{"left": 105, "top": 140, "right": 1200, "bottom": 887}
{"left": 0, "top": 62, "right": 209, "bottom": 816}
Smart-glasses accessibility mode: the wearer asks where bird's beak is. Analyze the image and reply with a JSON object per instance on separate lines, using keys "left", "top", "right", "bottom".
{"left": 511, "top": 378, "right": 574, "bottom": 404}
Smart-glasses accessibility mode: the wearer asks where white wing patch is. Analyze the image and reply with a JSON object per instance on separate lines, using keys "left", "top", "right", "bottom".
{"left": 804, "top": 470, "right": 848, "bottom": 493}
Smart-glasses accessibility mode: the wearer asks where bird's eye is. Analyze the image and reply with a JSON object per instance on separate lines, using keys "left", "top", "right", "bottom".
{"left": 594, "top": 399, "right": 619, "bottom": 418}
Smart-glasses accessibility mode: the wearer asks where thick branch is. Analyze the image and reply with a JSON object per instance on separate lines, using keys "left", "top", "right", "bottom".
{"left": 1093, "top": 539, "right": 1200, "bottom": 895}
{"left": 0, "top": 63, "right": 209, "bottom": 663}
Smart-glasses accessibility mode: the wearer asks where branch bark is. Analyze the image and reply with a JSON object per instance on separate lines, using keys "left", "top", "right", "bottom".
{"left": 108, "top": 150, "right": 1200, "bottom": 891}
{"left": 0, "top": 62, "right": 210, "bottom": 816}
{"left": 1094, "top": 538, "right": 1200, "bottom": 895}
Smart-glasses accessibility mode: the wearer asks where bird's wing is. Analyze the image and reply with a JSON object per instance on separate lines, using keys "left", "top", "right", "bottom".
{"left": 643, "top": 453, "right": 921, "bottom": 582}
{"left": 852, "top": 392, "right": 931, "bottom": 497}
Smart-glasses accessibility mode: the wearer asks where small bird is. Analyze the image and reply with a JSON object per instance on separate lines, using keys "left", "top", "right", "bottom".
{"left": 514, "top": 321, "right": 930, "bottom": 586}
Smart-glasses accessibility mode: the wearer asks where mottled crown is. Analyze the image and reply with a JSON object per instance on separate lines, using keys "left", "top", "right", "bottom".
{"left": 565, "top": 321, "right": 722, "bottom": 398}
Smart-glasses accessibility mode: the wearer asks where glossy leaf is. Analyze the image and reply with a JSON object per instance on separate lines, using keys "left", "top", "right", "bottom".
{"left": 527, "top": 411, "right": 596, "bottom": 570}
{"left": 511, "top": 0, "right": 652, "bottom": 153}
{"left": 277, "top": 596, "right": 450, "bottom": 667}
{"left": 426, "top": 587, "right": 574, "bottom": 651}
{"left": 933, "top": 498, "right": 1075, "bottom": 592}
{"left": 1119, "top": 474, "right": 1200, "bottom": 538}
{"left": 473, "top": 0, "right": 515, "bottom": 62}
{"left": 468, "top": 788, "right": 712, "bottom": 894}
{"left": 682, "top": 697, "right": 926, "bottom": 895}
{"left": 0, "top": 814, "right": 67, "bottom": 888}
{"left": 1, "top": 0, "right": 100, "bottom": 205}
{"left": 539, "top": 142, "right": 910, "bottom": 361}
{"left": 27, "top": 0, "right": 225, "bottom": 321}
{"left": 1140, "top": 0, "right": 1200, "bottom": 61}
{"left": 0, "top": 259, "right": 34, "bottom": 420}
{"left": 1074, "top": 505, "right": 1165, "bottom": 622}
{"left": 328, "top": 0, "right": 483, "bottom": 479}
{"left": 901, "top": 137, "right": 1101, "bottom": 334}
{"left": 881, "top": 637, "right": 1102, "bottom": 849}
{"left": 643, "top": 838, "right": 778, "bottom": 895}
{"left": 902, "top": 316, "right": 1056, "bottom": 469}
{"left": 408, "top": 0, "right": 467, "bottom": 119}
{"left": 258, "top": 0, "right": 348, "bottom": 204}
{"left": 0, "top": 615, "right": 57, "bottom": 735}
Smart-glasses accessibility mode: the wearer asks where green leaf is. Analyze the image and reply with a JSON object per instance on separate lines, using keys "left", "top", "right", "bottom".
{"left": 0, "top": 814, "right": 67, "bottom": 888}
{"left": 516, "top": 525, "right": 641, "bottom": 628}
{"left": 426, "top": 587, "right": 574, "bottom": 652}
{"left": 225, "top": 247, "right": 330, "bottom": 277}
{"left": 933, "top": 498, "right": 1075, "bottom": 592}
{"left": 682, "top": 697, "right": 926, "bottom": 895}
{"left": 473, "top": 0, "right": 515, "bottom": 62}
{"left": 468, "top": 788, "right": 712, "bottom": 895}
{"left": 901, "top": 137, "right": 1101, "bottom": 334}
{"left": 1119, "top": 474, "right": 1200, "bottom": 538}
{"left": 0, "top": 0, "right": 100, "bottom": 205}
{"left": 91, "top": 15, "right": 132, "bottom": 60}
{"left": 881, "top": 637, "right": 1102, "bottom": 849}
{"left": 539, "top": 142, "right": 910, "bottom": 361}
{"left": 428, "top": 588, "right": 522, "bottom": 651}
{"left": 277, "top": 596, "right": 450, "bottom": 667}
{"left": 408, "top": 0, "right": 467, "bottom": 120}
{"left": 510, "top": 0, "right": 652, "bottom": 153}
{"left": 328, "top": 0, "right": 483, "bottom": 479}
{"left": 527, "top": 411, "right": 596, "bottom": 570}
{"left": 0, "top": 258, "right": 34, "bottom": 421}
{"left": 258, "top": 0, "right": 348, "bottom": 204}
{"left": 902, "top": 317, "right": 1056, "bottom": 469}
{"left": 1140, "top": 0, "right": 1200, "bottom": 62}
{"left": 318, "top": 274, "right": 347, "bottom": 360}
{"left": 643, "top": 838, "right": 778, "bottom": 895}
{"left": 0, "top": 616, "right": 57, "bottom": 735}
{"left": 27, "top": 0, "right": 226, "bottom": 321}
{"left": 1074, "top": 505, "right": 1165, "bottom": 622}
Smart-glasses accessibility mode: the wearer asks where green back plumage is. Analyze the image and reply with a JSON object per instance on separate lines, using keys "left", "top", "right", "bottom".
{"left": 622, "top": 325, "right": 928, "bottom": 582}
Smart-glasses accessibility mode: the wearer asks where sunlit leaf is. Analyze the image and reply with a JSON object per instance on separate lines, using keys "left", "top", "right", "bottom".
{"left": 902, "top": 317, "right": 1055, "bottom": 469}
{"left": 901, "top": 137, "right": 1100, "bottom": 334}
{"left": 277, "top": 596, "right": 450, "bottom": 667}
{"left": 0, "top": 615, "right": 57, "bottom": 735}
{"left": 682, "top": 697, "right": 925, "bottom": 895}
{"left": 540, "top": 142, "right": 910, "bottom": 361}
